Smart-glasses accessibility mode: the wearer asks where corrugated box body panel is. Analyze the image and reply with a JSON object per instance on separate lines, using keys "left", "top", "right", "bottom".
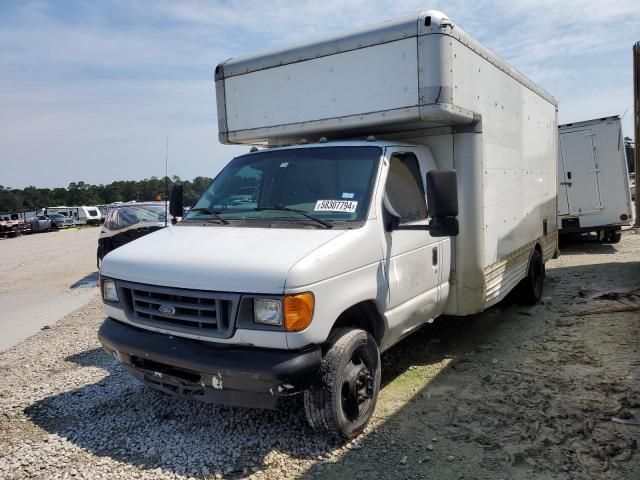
{"left": 215, "top": 11, "right": 555, "bottom": 145}
{"left": 224, "top": 38, "right": 420, "bottom": 133}
{"left": 447, "top": 38, "right": 558, "bottom": 267}
{"left": 401, "top": 36, "right": 557, "bottom": 315}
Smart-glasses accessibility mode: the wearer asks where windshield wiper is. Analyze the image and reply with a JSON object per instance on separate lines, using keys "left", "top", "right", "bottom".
{"left": 187, "top": 207, "right": 229, "bottom": 225}
{"left": 253, "top": 206, "right": 332, "bottom": 229}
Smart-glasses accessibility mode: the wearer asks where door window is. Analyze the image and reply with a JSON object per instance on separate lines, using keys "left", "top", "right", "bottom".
{"left": 385, "top": 153, "right": 427, "bottom": 222}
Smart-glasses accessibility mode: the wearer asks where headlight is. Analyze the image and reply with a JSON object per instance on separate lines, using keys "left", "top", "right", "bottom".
{"left": 254, "top": 298, "right": 282, "bottom": 326}
{"left": 102, "top": 278, "right": 119, "bottom": 303}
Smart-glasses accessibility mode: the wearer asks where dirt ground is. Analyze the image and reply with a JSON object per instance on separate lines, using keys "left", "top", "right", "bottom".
{"left": 0, "top": 227, "right": 99, "bottom": 351}
{"left": 309, "top": 231, "right": 640, "bottom": 480}
{"left": 0, "top": 230, "right": 638, "bottom": 479}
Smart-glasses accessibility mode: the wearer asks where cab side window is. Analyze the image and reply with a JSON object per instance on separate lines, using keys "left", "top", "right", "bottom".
{"left": 384, "top": 153, "right": 427, "bottom": 222}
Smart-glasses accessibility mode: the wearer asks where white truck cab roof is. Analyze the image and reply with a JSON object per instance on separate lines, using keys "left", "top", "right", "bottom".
{"left": 243, "top": 140, "right": 417, "bottom": 154}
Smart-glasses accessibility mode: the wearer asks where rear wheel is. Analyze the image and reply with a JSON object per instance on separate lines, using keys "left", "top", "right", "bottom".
{"left": 304, "top": 328, "right": 381, "bottom": 439}
{"left": 516, "top": 248, "right": 544, "bottom": 305}
{"left": 602, "top": 230, "right": 621, "bottom": 244}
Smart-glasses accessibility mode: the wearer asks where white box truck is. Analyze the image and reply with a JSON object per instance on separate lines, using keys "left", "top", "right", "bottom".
{"left": 558, "top": 116, "right": 633, "bottom": 242}
{"left": 98, "top": 10, "right": 558, "bottom": 438}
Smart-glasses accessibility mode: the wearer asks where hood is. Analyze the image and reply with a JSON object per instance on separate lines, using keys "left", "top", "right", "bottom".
{"left": 100, "top": 225, "right": 347, "bottom": 293}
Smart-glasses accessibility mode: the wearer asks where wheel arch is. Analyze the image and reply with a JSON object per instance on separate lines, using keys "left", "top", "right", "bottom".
{"left": 530, "top": 241, "right": 543, "bottom": 265}
{"left": 330, "top": 300, "right": 385, "bottom": 347}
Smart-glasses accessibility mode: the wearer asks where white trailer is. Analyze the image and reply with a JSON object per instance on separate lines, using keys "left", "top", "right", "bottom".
{"left": 98, "top": 10, "right": 558, "bottom": 438}
{"left": 46, "top": 206, "right": 102, "bottom": 226}
{"left": 557, "top": 116, "right": 633, "bottom": 242}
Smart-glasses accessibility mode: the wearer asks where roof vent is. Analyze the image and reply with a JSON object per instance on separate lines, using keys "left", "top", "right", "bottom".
{"left": 366, "top": 135, "right": 376, "bottom": 142}
{"left": 319, "top": 137, "right": 328, "bottom": 143}
{"left": 249, "top": 146, "right": 258, "bottom": 152}
{"left": 299, "top": 138, "right": 308, "bottom": 144}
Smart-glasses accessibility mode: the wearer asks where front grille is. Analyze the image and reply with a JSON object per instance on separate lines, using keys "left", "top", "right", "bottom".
{"left": 116, "top": 281, "right": 239, "bottom": 339}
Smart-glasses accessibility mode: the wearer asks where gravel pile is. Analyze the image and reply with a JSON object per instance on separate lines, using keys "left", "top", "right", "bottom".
{"left": 0, "top": 299, "right": 369, "bottom": 479}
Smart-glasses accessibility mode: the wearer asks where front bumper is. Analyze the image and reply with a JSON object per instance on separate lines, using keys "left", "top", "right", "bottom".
{"left": 98, "top": 317, "right": 322, "bottom": 409}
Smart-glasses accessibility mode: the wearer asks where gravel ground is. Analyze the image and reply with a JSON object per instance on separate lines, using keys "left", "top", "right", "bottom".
{"left": 0, "top": 231, "right": 638, "bottom": 479}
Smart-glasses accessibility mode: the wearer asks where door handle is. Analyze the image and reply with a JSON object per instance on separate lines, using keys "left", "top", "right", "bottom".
{"left": 560, "top": 182, "right": 572, "bottom": 186}
{"left": 432, "top": 247, "right": 438, "bottom": 266}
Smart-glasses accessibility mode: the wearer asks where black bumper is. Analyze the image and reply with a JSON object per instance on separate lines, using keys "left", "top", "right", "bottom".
{"left": 98, "top": 317, "right": 322, "bottom": 409}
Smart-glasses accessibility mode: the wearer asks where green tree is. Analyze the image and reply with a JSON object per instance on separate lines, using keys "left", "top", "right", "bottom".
{"left": 0, "top": 176, "right": 213, "bottom": 212}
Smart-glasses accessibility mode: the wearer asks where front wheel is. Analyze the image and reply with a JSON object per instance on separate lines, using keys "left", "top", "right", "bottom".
{"left": 304, "top": 328, "right": 381, "bottom": 439}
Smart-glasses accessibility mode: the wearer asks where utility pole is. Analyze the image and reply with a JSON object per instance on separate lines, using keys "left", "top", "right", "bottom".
{"left": 634, "top": 41, "right": 640, "bottom": 229}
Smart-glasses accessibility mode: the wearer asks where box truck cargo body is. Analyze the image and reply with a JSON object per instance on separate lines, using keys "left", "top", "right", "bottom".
{"left": 98, "top": 10, "right": 558, "bottom": 439}
{"left": 557, "top": 116, "right": 633, "bottom": 242}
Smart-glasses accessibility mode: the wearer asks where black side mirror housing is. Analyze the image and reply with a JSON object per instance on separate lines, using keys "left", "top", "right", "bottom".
{"left": 425, "top": 169, "right": 458, "bottom": 237}
{"left": 426, "top": 170, "right": 458, "bottom": 218}
{"left": 426, "top": 216, "right": 459, "bottom": 237}
{"left": 169, "top": 184, "right": 184, "bottom": 219}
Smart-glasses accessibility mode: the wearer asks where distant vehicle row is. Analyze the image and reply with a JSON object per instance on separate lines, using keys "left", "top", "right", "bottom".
{"left": 43, "top": 206, "right": 102, "bottom": 225}
{"left": 29, "top": 214, "right": 76, "bottom": 232}
{"left": 0, "top": 212, "right": 76, "bottom": 237}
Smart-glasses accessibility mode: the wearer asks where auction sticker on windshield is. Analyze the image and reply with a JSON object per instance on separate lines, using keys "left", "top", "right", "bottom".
{"left": 314, "top": 200, "right": 358, "bottom": 213}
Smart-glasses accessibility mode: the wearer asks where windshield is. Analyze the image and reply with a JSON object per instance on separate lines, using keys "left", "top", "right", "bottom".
{"left": 104, "top": 204, "right": 167, "bottom": 231}
{"left": 184, "top": 146, "right": 381, "bottom": 227}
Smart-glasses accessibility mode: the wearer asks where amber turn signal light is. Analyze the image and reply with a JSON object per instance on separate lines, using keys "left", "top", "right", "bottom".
{"left": 284, "top": 292, "right": 314, "bottom": 332}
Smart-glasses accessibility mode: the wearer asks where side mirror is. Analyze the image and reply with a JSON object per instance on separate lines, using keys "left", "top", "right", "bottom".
{"left": 169, "top": 184, "right": 184, "bottom": 219}
{"left": 426, "top": 170, "right": 458, "bottom": 218}
{"left": 425, "top": 170, "right": 459, "bottom": 237}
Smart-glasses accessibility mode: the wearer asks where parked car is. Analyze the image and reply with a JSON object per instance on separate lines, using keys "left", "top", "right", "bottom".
{"left": 97, "top": 202, "right": 169, "bottom": 268}
{"left": 98, "top": 10, "right": 558, "bottom": 439}
{"left": 48, "top": 213, "right": 75, "bottom": 229}
{"left": 29, "top": 216, "right": 53, "bottom": 233}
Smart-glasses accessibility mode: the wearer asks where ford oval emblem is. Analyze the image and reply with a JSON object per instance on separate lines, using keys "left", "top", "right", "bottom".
{"left": 158, "top": 305, "right": 176, "bottom": 316}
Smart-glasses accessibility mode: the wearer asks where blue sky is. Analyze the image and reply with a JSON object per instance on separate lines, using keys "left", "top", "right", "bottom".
{"left": 1, "top": 0, "right": 639, "bottom": 188}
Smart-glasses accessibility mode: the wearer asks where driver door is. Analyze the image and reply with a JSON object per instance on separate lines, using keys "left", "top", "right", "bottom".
{"left": 381, "top": 148, "right": 443, "bottom": 343}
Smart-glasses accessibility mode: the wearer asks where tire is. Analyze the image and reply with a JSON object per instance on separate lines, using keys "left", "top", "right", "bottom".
{"left": 304, "top": 328, "right": 381, "bottom": 439}
{"left": 516, "top": 248, "right": 544, "bottom": 305}
{"left": 602, "top": 230, "right": 621, "bottom": 244}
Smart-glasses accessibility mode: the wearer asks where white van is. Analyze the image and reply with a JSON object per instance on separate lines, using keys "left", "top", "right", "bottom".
{"left": 558, "top": 116, "right": 633, "bottom": 242}
{"left": 98, "top": 10, "right": 558, "bottom": 438}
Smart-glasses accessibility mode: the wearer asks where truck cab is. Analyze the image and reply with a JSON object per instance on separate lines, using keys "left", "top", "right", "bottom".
{"left": 99, "top": 140, "right": 459, "bottom": 438}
